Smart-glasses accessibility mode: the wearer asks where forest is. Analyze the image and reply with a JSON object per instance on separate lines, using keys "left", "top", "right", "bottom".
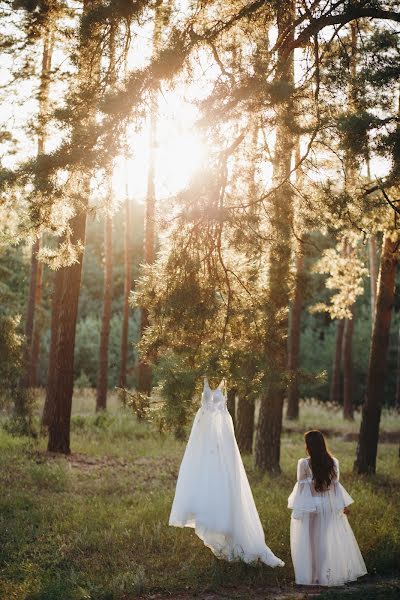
{"left": 0, "top": 1, "right": 400, "bottom": 599}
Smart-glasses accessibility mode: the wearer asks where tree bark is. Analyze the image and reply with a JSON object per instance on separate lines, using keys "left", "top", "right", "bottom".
{"left": 396, "top": 326, "right": 400, "bottom": 412}
{"left": 330, "top": 319, "right": 345, "bottom": 405}
{"left": 119, "top": 193, "right": 132, "bottom": 388}
{"left": 29, "top": 254, "right": 44, "bottom": 387}
{"left": 137, "top": 2, "right": 168, "bottom": 396}
{"left": 342, "top": 310, "right": 355, "bottom": 420}
{"left": 354, "top": 233, "right": 398, "bottom": 473}
{"left": 96, "top": 204, "right": 113, "bottom": 411}
{"left": 368, "top": 235, "right": 378, "bottom": 326}
{"left": 47, "top": 208, "right": 88, "bottom": 453}
{"left": 255, "top": 0, "right": 294, "bottom": 473}
{"left": 236, "top": 395, "right": 255, "bottom": 454}
{"left": 22, "top": 26, "right": 53, "bottom": 392}
{"left": 226, "top": 387, "right": 236, "bottom": 426}
{"left": 137, "top": 111, "right": 155, "bottom": 395}
{"left": 286, "top": 246, "right": 304, "bottom": 420}
{"left": 42, "top": 266, "right": 65, "bottom": 429}
{"left": 46, "top": 0, "right": 101, "bottom": 452}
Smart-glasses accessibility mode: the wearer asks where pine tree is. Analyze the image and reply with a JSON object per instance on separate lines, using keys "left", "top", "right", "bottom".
{"left": 355, "top": 229, "right": 399, "bottom": 473}
{"left": 119, "top": 179, "right": 132, "bottom": 389}
{"left": 254, "top": 0, "right": 295, "bottom": 473}
{"left": 96, "top": 24, "right": 116, "bottom": 412}
{"left": 46, "top": 0, "right": 103, "bottom": 453}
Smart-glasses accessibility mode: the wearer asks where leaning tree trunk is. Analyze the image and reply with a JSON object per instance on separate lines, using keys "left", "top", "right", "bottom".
{"left": 96, "top": 200, "right": 113, "bottom": 411}
{"left": 354, "top": 233, "right": 398, "bottom": 473}
{"left": 255, "top": 0, "right": 294, "bottom": 473}
{"left": 119, "top": 191, "right": 132, "bottom": 388}
{"left": 22, "top": 26, "right": 53, "bottom": 392}
{"left": 47, "top": 0, "right": 101, "bottom": 453}
{"left": 236, "top": 395, "right": 255, "bottom": 454}
{"left": 286, "top": 245, "right": 304, "bottom": 420}
{"left": 342, "top": 310, "right": 355, "bottom": 420}
{"left": 330, "top": 319, "right": 345, "bottom": 404}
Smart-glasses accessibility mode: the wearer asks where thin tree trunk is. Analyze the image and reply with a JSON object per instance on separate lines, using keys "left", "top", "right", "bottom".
{"left": 96, "top": 203, "right": 113, "bottom": 411}
{"left": 119, "top": 194, "right": 132, "bottom": 388}
{"left": 137, "top": 3, "right": 169, "bottom": 396}
{"left": 368, "top": 234, "right": 378, "bottom": 326}
{"left": 255, "top": 0, "right": 294, "bottom": 473}
{"left": 30, "top": 256, "right": 43, "bottom": 386}
{"left": 354, "top": 233, "right": 398, "bottom": 473}
{"left": 342, "top": 310, "right": 355, "bottom": 420}
{"left": 96, "top": 23, "right": 116, "bottom": 412}
{"left": 226, "top": 387, "right": 236, "bottom": 426}
{"left": 330, "top": 319, "right": 345, "bottom": 405}
{"left": 22, "top": 27, "right": 53, "bottom": 392}
{"left": 286, "top": 246, "right": 304, "bottom": 420}
{"left": 42, "top": 266, "right": 65, "bottom": 430}
{"left": 236, "top": 395, "right": 255, "bottom": 454}
{"left": 22, "top": 237, "right": 41, "bottom": 390}
{"left": 137, "top": 107, "right": 156, "bottom": 396}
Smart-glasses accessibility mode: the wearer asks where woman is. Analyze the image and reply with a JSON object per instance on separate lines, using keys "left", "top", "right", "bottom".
{"left": 288, "top": 430, "right": 367, "bottom": 586}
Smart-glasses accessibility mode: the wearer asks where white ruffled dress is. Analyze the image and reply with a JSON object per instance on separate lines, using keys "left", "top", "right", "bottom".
{"left": 169, "top": 378, "right": 284, "bottom": 567}
{"left": 288, "top": 457, "right": 367, "bottom": 586}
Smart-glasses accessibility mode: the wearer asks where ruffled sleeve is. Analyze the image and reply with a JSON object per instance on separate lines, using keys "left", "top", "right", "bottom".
{"left": 288, "top": 458, "right": 319, "bottom": 519}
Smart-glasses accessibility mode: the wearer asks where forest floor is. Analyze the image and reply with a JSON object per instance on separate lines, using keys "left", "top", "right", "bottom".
{"left": 0, "top": 392, "right": 399, "bottom": 600}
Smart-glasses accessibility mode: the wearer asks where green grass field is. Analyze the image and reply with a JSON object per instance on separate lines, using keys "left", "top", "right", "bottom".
{"left": 0, "top": 392, "right": 399, "bottom": 600}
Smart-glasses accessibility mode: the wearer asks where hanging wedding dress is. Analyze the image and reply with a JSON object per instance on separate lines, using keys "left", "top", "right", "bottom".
{"left": 169, "top": 378, "right": 284, "bottom": 567}
{"left": 288, "top": 457, "right": 367, "bottom": 586}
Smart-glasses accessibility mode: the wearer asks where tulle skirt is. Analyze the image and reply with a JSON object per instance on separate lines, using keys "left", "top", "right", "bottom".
{"left": 289, "top": 487, "right": 367, "bottom": 586}
{"left": 169, "top": 406, "right": 284, "bottom": 567}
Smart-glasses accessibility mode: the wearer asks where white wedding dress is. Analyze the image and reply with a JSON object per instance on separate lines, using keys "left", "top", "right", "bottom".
{"left": 288, "top": 457, "right": 367, "bottom": 586}
{"left": 169, "top": 378, "right": 284, "bottom": 567}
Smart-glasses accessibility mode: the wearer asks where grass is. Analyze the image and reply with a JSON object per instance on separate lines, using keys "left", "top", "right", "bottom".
{"left": 0, "top": 393, "right": 399, "bottom": 600}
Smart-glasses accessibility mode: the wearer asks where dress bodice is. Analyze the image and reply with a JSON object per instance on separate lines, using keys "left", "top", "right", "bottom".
{"left": 201, "top": 378, "right": 227, "bottom": 412}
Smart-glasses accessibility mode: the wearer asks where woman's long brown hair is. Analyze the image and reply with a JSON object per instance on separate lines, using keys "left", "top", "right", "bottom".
{"left": 304, "top": 430, "right": 336, "bottom": 492}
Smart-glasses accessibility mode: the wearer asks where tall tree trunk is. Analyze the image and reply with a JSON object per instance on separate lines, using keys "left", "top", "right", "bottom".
{"left": 42, "top": 266, "right": 65, "bottom": 429}
{"left": 22, "top": 26, "right": 53, "bottom": 392}
{"left": 368, "top": 234, "right": 378, "bottom": 326}
{"left": 354, "top": 233, "right": 398, "bottom": 473}
{"left": 226, "top": 387, "right": 236, "bottom": 426}
{"left": 137, "top": 108, "right": 156, "bottom": 396}
{"left": 119, "top": 192, "right": 132, "bottom": 388}
{"left": 30, "top": 256, "right": 44, "bottom": 386}
{"left": 96, "top": 199, "right": 113, "bottom": 411}
{"left": 396, "top": 325, "right": 400, "bottom": 412}
{"left": 286, "top": 245, "right": 304, "bottom": 420}
{"left": 46, "top": 0, "right": 101, "bottom": 452}
{"left": 330, "top": 319, "right": 345, "bottom": 404}
{"left": 96, "top": 23, "right": 116, "bottom": 412}
{"left": 47, "top": 206, "right": 89, "bottom": 453}
{"left": 236, "top": 395, "right": 254, "bottom": 454}
{"left": 255, "top": 0, "right": 294, "bottom": 473}
{"left": 137, "top": 2, "right": 171, "bottom": 396}
{"left": 342, "top": 310, "right": 355, "bottom": 420}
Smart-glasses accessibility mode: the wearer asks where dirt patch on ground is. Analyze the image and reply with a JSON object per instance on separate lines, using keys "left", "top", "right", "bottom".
{"left": 137, "top": 577, "right": 400, "bottom": 600}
